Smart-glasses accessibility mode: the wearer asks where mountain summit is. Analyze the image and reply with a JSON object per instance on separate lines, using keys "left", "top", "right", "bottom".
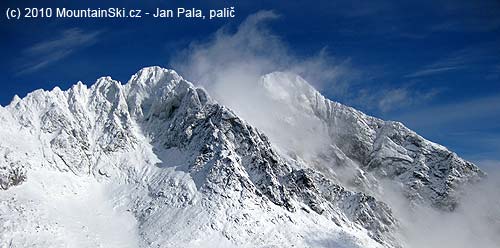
{"left": 0, "top": 67, "right": 484, "bottom": 247}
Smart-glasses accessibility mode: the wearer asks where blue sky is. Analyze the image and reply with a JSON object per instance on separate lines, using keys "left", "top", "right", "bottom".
{"left": 1, "top": 0, "right": 499, "bottom": 166}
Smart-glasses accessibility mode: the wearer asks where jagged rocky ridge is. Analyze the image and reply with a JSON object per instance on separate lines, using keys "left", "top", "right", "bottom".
{"left": 0, "top": 67, "right": 484, "bottom": 247}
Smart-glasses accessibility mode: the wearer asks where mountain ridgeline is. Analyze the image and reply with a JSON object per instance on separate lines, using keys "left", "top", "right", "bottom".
{"left": 0, "top": 67, "right": 484, "bottom": 247}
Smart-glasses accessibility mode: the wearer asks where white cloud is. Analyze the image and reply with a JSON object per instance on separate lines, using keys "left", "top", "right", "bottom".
{"left": 394, "top": 182, "right": 500, "bottom": 248}
{"left": 17, "top": 28, "right": 102, "bottom": 75}
{"left": 405, "top": 44, "right": 500, "bottom": 78}
{"left": 171, "top": 10, "right": 354, "bottom": 92}
{"left": 405, "top": 66, "right": 461, "bottom": 78}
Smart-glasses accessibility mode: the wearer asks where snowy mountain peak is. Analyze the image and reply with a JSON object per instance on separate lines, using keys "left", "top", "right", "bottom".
{"left": 218, "top": 70, "right": 484, "bottom": 210}
{"left": 259, "top": 72, "right": 318, "bottom": 103}
{"left": 10, "top": 94, "right": 22, "bottom": 105}
{"left": 127, "top": 66, "right": 182, "bottom": 90}
{"left": 0, "top": 66, "right": 485, "bottom": 248}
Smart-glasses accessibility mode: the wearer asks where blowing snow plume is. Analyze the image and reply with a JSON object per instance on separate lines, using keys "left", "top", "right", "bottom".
{"left": 171, "top": 10, "right": 500, "bottom": 248}
{"left": 171, "top": 10, "right": 355, "bottom": 164}
{"left": 171, "top": 10, "right": 355, "bottom": 94}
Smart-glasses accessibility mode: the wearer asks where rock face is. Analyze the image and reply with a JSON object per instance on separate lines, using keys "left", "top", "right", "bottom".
{"left": 0, "top": 67, "right": 484, "bottom": 247}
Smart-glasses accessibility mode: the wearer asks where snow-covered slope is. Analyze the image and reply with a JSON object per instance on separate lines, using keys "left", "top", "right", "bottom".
{"left": 0, "top": 66, "right": 484, "bottom": 247}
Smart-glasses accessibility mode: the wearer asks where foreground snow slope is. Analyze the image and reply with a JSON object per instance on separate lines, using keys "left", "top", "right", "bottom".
{"left": 0, "top": 66, "right": 483, "bottom": 247}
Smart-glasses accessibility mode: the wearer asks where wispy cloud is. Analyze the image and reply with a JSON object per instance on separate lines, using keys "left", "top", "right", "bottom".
{"left": 379, "top": 87, "right": 440, "bottom": 112}
{"left": 171, "top": 10, "right": 432, "bottom": 115}
{"left": 405, "top": 66, "right": 462, "bottom": 78}
{"left": 430, "top": 20, "right": 499, "bottom": 33}
{"left": 171, "top": 10, "right": 356, "bottom": 93}
{"left": 395, "top": 93, "right": 500, "bottom": 128}
{"left": 16, "top": 28, "right": 102, "bottom": 75}
{"left": 349, "top": 83, "right": 442, "bottom": 114}
{"left": 405, "top": 44, "right": 500, "bottom": 78}
{"left": 405, "top": 52, "right": 469, "bottom": 78}
{"left": 431, "top": 0, "right": 500, "bottom": 33}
